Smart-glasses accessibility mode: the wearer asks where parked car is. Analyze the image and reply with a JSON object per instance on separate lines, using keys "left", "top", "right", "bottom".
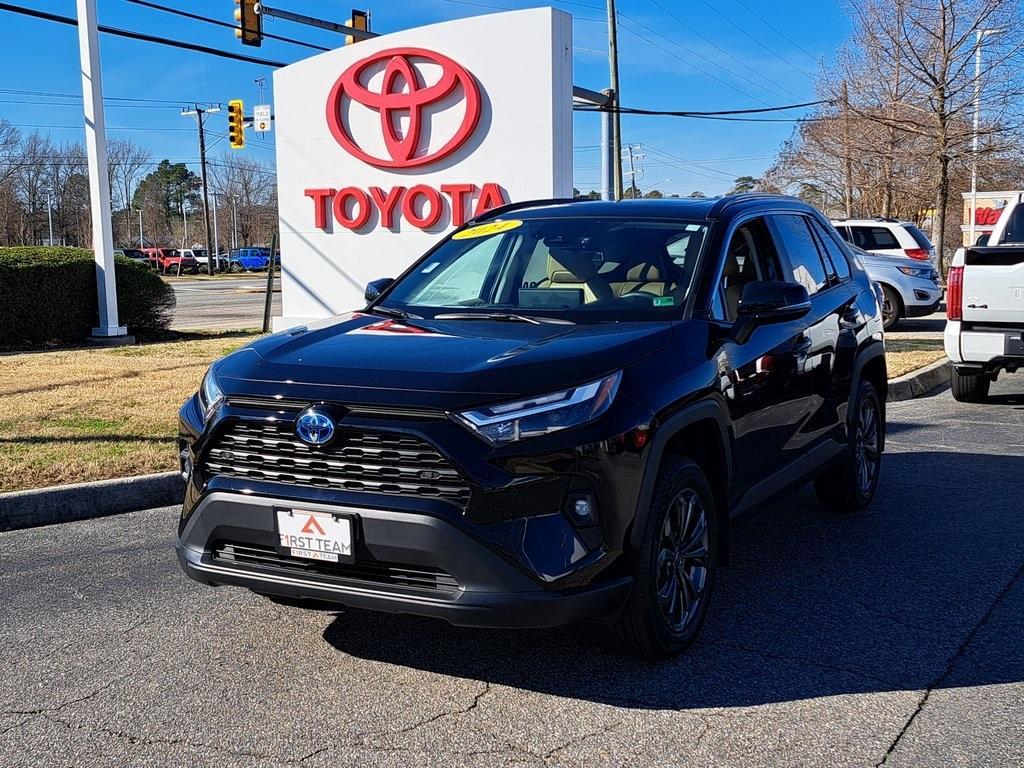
{"left": 179, "top": 248, "right": 227, "bottom": 274}
{"left": 847, "top": 244, "right": 942, "bottom": 330}
{"left": 115, "top": 248, "right": 149, "bottom": 264}
{"left": 230, "top": 247, "right": 272, "bottom": 271}
{"left": 154, "top": 248, "right": 198, "bottom": 275}
{"left": 832, "top": 217, "right": 937, "bottom": 268}
{"left": 944, "top": 192, "right": 1024, "bottom": 402}
{"left": 177, "top": 195, "right": 886, "bottom": 659}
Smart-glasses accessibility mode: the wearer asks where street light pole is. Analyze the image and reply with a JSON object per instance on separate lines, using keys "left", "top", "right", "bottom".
{"left": 211, "top": 192, "right": 221, "bottom": 270}
{"left": 970, "top": 28, "right": 1004, "bottom": 247}
{"left": 137, "top": 208, "right": 143, "bottom": 248}
{"left": 76, "top": 0, "right": 127, "bottom": 340}
{"left": 46, "top": 191, "right": 54, "bottom": 246}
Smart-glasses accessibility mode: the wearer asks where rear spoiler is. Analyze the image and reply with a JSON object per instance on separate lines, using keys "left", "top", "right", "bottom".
{"left": 964, "top": 246, "right": 1024, "bottom": 266}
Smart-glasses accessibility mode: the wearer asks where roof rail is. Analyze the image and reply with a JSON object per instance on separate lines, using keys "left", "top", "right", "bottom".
{"left": 708, "top": 192, "right": 798, "bottom": 218}
{"left": 465, "top": 197, "right": 583, "bottom": 225}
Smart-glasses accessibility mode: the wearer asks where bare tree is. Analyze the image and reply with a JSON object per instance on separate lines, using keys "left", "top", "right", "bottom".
{"left": 107, "top": 137, "right": 151, "bottom": 246}
{"left": 210, "top": 153, "right": 278, "bottom": 248}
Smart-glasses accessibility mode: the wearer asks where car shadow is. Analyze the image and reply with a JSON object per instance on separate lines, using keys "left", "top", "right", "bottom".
{"left": 321, "top": 449, "right": 1024, "bottom": 710}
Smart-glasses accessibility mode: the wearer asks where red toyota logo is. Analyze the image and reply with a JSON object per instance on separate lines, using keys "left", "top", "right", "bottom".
{"left": 326, "top": 47, "right": 482, "bottom": 169}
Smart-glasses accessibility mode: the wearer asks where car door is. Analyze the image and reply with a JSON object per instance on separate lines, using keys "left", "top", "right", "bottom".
{"left": 711, "top": 215, "right": 818, "bottom": 500}
{"left": 769, "top": 214, "right": 858, "bottom": 457}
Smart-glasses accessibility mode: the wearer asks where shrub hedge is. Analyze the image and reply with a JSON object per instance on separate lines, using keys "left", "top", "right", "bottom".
{"left": 0, "top": 247, "right": 176, "bottom": 345}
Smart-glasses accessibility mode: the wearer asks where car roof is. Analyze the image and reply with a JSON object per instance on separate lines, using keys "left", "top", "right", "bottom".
{"left": 473, "top": 194, "right": 818, "bottom": 224}
{"left": 831, "top": 218, "right": 913, "bottom": 227}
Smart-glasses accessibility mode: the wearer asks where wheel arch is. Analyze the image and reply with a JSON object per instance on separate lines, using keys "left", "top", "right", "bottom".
{"left": 852, "top": 342, "right": 887, "bottom": 447}
{"left": 630, "top": 399, "right": 734, "bottom": 565}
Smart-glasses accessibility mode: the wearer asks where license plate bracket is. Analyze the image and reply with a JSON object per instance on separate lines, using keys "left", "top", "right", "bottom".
{"left": 275, "top": 509, "right": 355, "bottom": 564}
{"left": 1004, "top": 332, "right": 1024, "bottom": 357}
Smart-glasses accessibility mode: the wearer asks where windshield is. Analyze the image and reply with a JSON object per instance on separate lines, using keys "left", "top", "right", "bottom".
{"left": 379, "top": 216, "right": 710, "bottom": 320}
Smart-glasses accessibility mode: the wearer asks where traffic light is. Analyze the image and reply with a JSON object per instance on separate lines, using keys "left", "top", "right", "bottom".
{"left": 228, "top": 99, "right": 245, "bottom": 150}
{"left": 233, "top": 0, "right": 263, "bottom": 47}
{"left": 345, "top": 9, "right": 369, "bottom": 45}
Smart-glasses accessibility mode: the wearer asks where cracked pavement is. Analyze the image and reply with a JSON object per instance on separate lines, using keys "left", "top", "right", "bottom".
{"left": 2, "top": 379, "right": 1023, "bottom": 767}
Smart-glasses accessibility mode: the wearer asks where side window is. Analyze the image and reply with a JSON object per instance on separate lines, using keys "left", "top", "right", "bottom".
{"left": 834, "top": 225, "right": 852, "bottom": 243}
{"left": 851, "top": 226, "right": 900, "bottom": 250}
{"left": 719, "top": 216, "right": 783, "bottom": 321}
{"left": 809, "top": 218, "right": 851, "bottom": 280}
{"left": 770, "top": 214, "right": 829, "bottom": 295}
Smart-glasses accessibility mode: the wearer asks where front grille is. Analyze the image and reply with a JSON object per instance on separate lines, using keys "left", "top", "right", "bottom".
{"left": 213, "top": 541, "right": 459, "bottom": 594}
{"left": 202, "top": 420, "right": 470, "bottom": 505}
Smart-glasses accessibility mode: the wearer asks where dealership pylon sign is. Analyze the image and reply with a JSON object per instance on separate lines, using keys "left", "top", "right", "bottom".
{"left": 273, "top": 7, "right": 573, "bottom": 327}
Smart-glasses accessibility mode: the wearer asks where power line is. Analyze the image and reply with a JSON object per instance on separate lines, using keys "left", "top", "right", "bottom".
{"left": 574, "top": 99, "right": 831, "bottom": 116}
{"left": 643, "top": 0, "right": 805, "bottom": 102}
{"left": 124, "top": 0, "right": 330, "bottom": 52}
{"left": 0, "top": 88, "right": 206, "bottom": 106}
{"left": 694, "top": 0, "right": 817, "bottom": 80}
{"left": 0, "top": 2, "right": 288, "bottom": 67}
{"left": 733, "top": 0, "right": 821, "bottom": 63}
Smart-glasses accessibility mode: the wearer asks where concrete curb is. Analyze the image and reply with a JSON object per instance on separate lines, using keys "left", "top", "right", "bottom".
{"left": 887, "top": 357, "right": 951, "bottom": 402}
{"left": 0, "top": 471, "right": 183, "bottom": 532}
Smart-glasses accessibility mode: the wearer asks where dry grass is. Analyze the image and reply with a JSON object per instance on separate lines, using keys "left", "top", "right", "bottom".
{"left": 0, "top": 334, "right": 259, "bottom": 493}
{"left": 886, "top": 338, "right": 946, "bottom": 378}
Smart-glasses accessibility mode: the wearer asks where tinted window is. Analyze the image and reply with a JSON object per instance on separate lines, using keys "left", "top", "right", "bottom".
{"left": 809, "top": 219, "right": 851, "bottom": 279}
{"left": 850, "top": 226, "right": 900, "bottom": 250}
{"left": 771, "top": 215, "right": 828, "bottom": 295}
{"left": 1004, "top": 205, "right": 1024, "bottom": 243}
{"left": 719, "top": 216, "right": 783, "bottom": 321}
{"left": 903, "top": 223, "right": 933, "bottom": 250}
{"left": 834, "top": 225, "right": 852, "bottom": 243}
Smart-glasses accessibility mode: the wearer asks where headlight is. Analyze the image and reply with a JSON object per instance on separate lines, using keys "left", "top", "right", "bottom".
{"left": 897, "top": 265, "right": 931, "bottom": 277}
{"left": 454, "top": 371, "right": 622, "bottom": 445}
{"left": 197, "top": 369, "right": 224, "bottom": 420}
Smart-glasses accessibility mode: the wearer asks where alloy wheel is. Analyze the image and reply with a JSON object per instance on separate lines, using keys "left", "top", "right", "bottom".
{"left": 854, "top": 396, "right": 880, "bottom": 494}
{"left": 655, "top": 488, "right": 710, "bottom": 635}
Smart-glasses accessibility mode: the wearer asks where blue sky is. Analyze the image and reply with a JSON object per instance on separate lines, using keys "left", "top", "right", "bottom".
{"left": 0, "top": 0, "right": 851, "bottom": 197}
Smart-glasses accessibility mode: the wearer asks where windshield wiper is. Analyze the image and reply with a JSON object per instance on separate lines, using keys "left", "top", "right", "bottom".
{"left": 434, "top": 312, "right": 574, "bottom": 325}
{"left": 369, "top": 305, "right": 422, "bottom": 320}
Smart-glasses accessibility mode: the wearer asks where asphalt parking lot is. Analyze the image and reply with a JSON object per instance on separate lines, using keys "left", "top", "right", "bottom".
{"left": 168, "top": 276, "right": 281, "bottom": 332}
{"left": 2, "top": 379, "right": 1022, "bottom": 767}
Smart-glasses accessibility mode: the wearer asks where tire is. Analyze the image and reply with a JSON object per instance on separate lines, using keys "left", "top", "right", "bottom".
{"left": 607, "top": 457, "right": 718, "bottom": 659}
{"left": 950, "top": 367, "right": 990, "bottom": 403}
{"left": 814, "top": 380, "right": 883, "bottom": 513}
{"left": 880, "top": 285, "right": 901, "bottom": 331}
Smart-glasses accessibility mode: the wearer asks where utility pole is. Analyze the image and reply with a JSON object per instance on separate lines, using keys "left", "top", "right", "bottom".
{"left": 840, "top": 80, "right": 853, "bottom": 219}
{"left": 182, "top": 104, "right": 219, "bottom": 268}
{"left": 137, "top": 208, "right": 143, "bottom": 248}
{"left": 606, "top": 0, "right": 623, "bottom": 200}
{"left": 626, "top": 144, "right": 642, "bottom": 199}
{"left": 76, "top": 0, "right": 127, "bottom": 341}
{"left": 231, "top": 195, "right": 239, "bottom": 249}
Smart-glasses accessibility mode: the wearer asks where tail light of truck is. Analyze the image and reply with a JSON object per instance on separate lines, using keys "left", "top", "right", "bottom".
{"left": 904, "top": 248, "right": 930, "bottom": 261}
{"left": 946, "top": 266, "right": 963, "bottom": 321}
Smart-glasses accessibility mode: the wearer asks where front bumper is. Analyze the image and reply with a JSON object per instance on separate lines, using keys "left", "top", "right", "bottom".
{"left": 899, "top": 278, "right": 943, "bottom": 317}
{"left": 177, "top": 491, "right": 632, "bottom": 628}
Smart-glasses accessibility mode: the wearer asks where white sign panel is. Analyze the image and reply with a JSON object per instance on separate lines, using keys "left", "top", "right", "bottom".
{"left": 272, "top": 7, "right": 573, "bottom": 328}
{"left": 253, "top": 104, "right": 272, "bottom": 132}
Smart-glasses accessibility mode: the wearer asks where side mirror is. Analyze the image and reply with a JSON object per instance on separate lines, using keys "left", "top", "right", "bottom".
{"left": 733, "top": 280, "right": 811, "bottom": 343}
{"left": 364, "top": 277, "right": 394, "bottom": 303}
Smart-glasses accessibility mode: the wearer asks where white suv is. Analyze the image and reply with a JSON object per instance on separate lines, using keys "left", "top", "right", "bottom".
{"left": 944, "top": 193, "right": 1024, "bottom": 401}
{"left": 832, "top": 218, "right": 938, "bottom": 269}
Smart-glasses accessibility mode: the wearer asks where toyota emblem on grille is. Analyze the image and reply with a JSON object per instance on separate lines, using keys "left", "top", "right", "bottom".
{"left": 295, "top": 409, "right": 335, "bottom": 446}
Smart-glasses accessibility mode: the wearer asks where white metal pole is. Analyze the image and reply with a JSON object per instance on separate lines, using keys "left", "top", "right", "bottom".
{"left": 211, "top": 192, "right": 221, "bottom": 270}
{"left": 46, "top": 192, "right": 54, "bottom": 246}
{"left": 600, "top": 89, "right": 613, "bottom": 201}
{"left": 76, "top": 0, "right": 125, "bottom": 337}
{"left": 231, "top": 196, "right": 239, "bottom": 249}
{"left": 970, "top": 30, "right": 982, "bottom": 247}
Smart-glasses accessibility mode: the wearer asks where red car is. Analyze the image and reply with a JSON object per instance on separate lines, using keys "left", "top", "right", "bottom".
{"left": 143, "top": 248, "right": 198, "bottom": 274}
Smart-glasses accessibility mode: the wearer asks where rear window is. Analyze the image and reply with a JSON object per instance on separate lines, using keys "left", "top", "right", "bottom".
{"left": 850, "top": 226, "right": 900, "bottom": 250}
{"left": 903, "top": 223, "right": 933, "bottom": 250}
{"left": 1004, "top": 205, "right": 1024, "bottom": 244}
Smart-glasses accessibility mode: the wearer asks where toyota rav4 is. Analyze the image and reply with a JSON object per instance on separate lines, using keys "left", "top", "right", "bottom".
{"left": 177, "top": 194, "right": 887, "bottom": 658}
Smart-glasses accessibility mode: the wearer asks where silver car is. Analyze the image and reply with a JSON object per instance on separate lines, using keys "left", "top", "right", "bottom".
{"left": 848, "top": 244, "right": 942, "bottom": 330}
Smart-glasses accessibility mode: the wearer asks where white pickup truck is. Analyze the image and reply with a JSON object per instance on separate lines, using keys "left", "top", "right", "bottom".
{"left": 944, "top": 192, "right": 1024, "bottom": 401}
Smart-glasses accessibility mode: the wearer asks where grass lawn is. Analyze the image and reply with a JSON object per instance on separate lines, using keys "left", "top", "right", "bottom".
{"left": 886, "top": 338, "right": 946, "bottom": 378}
{"left": 0, "top": 332, "right": 947, "bottom": 493}
{"left": 0, "top": 333, "right": 259, "bottom": 493}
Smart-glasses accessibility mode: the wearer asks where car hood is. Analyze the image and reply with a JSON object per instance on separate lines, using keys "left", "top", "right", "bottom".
{"left": 216, "top": 312, "right": 673, "bottom": 409}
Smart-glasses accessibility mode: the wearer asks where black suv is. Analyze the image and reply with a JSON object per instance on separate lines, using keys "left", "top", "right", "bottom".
{"left": 177, "top": 195, "right": 886, "bottom": 658}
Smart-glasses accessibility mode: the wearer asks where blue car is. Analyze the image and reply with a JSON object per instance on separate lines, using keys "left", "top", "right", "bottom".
{"left": 230, "top": 247, "right": 272, "bottom": 271}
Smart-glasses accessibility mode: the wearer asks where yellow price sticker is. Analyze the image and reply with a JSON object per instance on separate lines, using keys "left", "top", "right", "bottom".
{"left": 451, "top": 219, "right": 523, "bottom": 240}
